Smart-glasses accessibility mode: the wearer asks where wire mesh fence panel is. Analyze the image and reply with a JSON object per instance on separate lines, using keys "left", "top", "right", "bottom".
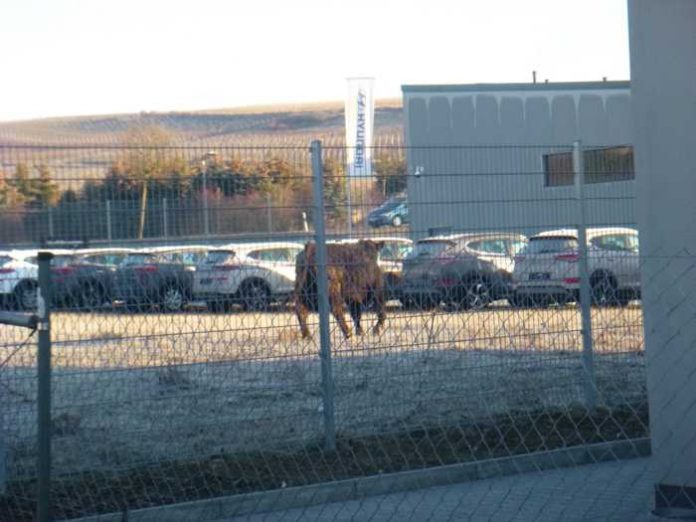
{"left": 0, "top": 264, "right": 41, "bottom": 521}
{"left": 0, "top": 142, "right": 659, "bottom": 521}
{"left": 0, "top": 145, "right": 319, "bottom": 246}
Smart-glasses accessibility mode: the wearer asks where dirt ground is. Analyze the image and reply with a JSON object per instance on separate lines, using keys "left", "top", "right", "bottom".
{"left": 0, "top": 305, "right": 646, "bottom": 482}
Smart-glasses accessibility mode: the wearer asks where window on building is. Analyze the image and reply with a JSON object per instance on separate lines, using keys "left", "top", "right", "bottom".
{"left": 544, "top": 146, "right": 635, "bottom": 187}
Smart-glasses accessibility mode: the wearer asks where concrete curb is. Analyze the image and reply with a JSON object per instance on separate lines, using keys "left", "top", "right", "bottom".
{"left": 64, "top": 438, "right": 651, "bottom": 522}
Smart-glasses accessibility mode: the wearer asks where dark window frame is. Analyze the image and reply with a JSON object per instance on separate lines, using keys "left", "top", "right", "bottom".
{"left": 543, "top": 145, "right": 635, "bottom": 187}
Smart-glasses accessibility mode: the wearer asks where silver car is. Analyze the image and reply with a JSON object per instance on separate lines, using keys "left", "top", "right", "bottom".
{"left": 401, "top": 232, "right": 527, "bottom": 310}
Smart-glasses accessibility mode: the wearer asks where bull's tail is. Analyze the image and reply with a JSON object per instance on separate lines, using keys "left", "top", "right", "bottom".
{"left": 295, "top": 243, "right": 318, "bottom": 308}
{"left": 294, "top": 243, "right": 316, "bottom": 339}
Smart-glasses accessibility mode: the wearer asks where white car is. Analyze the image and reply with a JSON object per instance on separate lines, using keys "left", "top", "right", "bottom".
{"left": 0, "top": 251, "right": 39, "bottom": 310}
{"left": 512, "top": 227, "right": 640, "bottom": 306}
{"left": 194, "top": 242, "right": 304, "bottom": 311}
{"left": 0, "top": 248, "right": 75, "bottom": 310}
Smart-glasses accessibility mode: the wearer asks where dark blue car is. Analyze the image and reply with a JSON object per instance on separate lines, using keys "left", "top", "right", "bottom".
{"left": 368, "top": 196, "right": 409, "bottom": 228}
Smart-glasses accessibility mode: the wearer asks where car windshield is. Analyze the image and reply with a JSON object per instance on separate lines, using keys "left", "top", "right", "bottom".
{"left": 121, "top": 253, "right": 156, "bottom": 266}
{"left": 160, "top": 250, "right": 206, "bottom": 265}
{"left": 376, "top": 199, "right": 405, "bottom": 213}
{"left": 525, "top": 237, "right": 579, "bottom": 254}
{"left": 204, "top": 251, "right": 235, "bottom": 264}
{"left": 407, "top": 240, "right": 455, "bottom": 258}
{"left": 79, "top": 253, "right": 128, "bottom": 266}
{"left": 590, "top": 233, "right": 640, "bottom": 253}
{"left": 0, "top": 255, "right": 13, "bottom": 266}
{"left": 380, "top": 243, "right": 413, "bottom": 261}
{"left": 52, "top": 255, "right": 77, "bottom": 267}
{"left": 626, "top": 234, "right": 639, "bottom": 252}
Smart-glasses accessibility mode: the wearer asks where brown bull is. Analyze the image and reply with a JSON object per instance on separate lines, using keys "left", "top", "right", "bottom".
{"left": 295, "top": 240, "right": 386, "bottom": 339}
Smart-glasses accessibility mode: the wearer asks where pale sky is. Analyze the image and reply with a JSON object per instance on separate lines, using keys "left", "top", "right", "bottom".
{"left": 0, "top": 0, "right": 630, "bottom": 122}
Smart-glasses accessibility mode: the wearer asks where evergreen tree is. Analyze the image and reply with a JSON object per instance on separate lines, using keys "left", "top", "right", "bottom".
{"left": 0, "top": 170, "right": 20, "bottom": 207}
{"left": 35, "top": 164, "right": 59, "bottom": 207}
{"left": 13, "top": 162, "right": 33, "bottom": 204}
{"left": 374, "top": 156, "right": 407, "bottom": 196}
{"left": 322, "top": 157, "right": 347, "bottom": 221}
{"left": 122, "top": 125, "right": 174, "bottom": 238}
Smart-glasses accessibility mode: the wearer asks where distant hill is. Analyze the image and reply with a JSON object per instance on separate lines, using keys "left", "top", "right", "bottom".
{"left": 0, "top": 99, "right": 404, "bottom": 146}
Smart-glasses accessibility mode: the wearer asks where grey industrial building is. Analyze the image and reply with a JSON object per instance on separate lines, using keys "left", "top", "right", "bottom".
{"left": 401, "top": 81, "right": 634, "bottom": 237}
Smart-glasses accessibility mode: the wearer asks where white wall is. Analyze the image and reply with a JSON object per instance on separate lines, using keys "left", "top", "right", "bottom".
{"left": 629, "top": 0, "right": 696, "bottom": 513}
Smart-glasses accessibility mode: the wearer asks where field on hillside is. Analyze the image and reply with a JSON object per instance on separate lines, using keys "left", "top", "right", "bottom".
{"left": 2, "top": 305, "right": 646, "bottom": 481}
{"left": 0, "top": 99, "right": 404, "bottom": 146}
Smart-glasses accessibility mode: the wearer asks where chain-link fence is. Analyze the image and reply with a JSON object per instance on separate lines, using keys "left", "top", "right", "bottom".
{"left": 0, "top": 141, "right": 664, "bottom": 521}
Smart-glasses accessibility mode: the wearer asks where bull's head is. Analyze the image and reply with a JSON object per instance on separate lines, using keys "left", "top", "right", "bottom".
{"left": 357, "top": 240, "right": 385, "bottom": 259}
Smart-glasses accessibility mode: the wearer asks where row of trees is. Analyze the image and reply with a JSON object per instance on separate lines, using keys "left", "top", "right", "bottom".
{"left": 0, "top": 163, "right": 59, "bottom": 208}
{"left": 0, "top": 130, "right": 407, "bottom": 243}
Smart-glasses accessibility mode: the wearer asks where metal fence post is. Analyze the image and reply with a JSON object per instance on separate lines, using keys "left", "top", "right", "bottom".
{"left": 346, "top": 175, "right": 352, "bottom": 238}
{"left": 47, "top": 207, "right": 54, "bottom": 239}
{"left": 202, "top": 164, "right": 210, "bottom": 237}
{"left": 267, "top": 193, "right": 272, "bottom": 233}
{"left": 37, "top": 251, "right": 53, "bottom": 522}
{"left": 106, "top": 200, "right": 112, "bottom": 241}
{"left": 310, "top": 140, "right": 337, "bottom": 452}
{"left": 573, "top": 140, "right": 597, "bottom": 410}
{"left": 162, "top": 198, "right": 169, "bottom": 239}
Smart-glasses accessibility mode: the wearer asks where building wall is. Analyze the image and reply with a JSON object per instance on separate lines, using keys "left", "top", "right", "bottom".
{"left": 401, "top": 83, "right": 634, "bottom": 237}
{"left": 629, "top": 0, "right": 696, "bottom": 511}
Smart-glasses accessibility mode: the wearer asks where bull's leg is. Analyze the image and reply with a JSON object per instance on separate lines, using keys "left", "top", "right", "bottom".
{"left": 294, "top": 296, "right": 312, "bottom": 339}
{"left": 372, "top": 289, "right": 386, "bottom": 336}
{"left": 348, "top": 301, "right": 363, "bottom": 336}
{"left": 329, "top": 287, "right": 352, "bottom": 339}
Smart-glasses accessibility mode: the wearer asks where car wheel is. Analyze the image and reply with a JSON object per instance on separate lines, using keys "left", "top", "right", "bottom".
{"left": 81, "top": 282, "right": 105, "bottom": 311}
{"left": 14, "top": 281, "right": 38, "bottom": 311}
{"left": 161, "top": 286, "right": 185, "bottom": 312}
{"left": 401, "top": 295, "right": 437, "bottom": 311}
{"left": 207, "top": 299, "right": 232, "bottom": 313}
{"left": 391, "top": 215, "right": 403, "bottom": 227}
{"left": 591, "top": 272, "right": 619, "bottom": 307}
{"left": 509, "top": 293, "right": 527, "bottom": 308}
{"left": 384, "top": 274, "right": 400, "bottom": 302}
{"left": 240, "top": 280, "right": 271, "bottom": 312}
{"left": 460, "top": 276, "right": 491, "bottom": 310}
{"left": 526, "top": 294, "right": 548, "bottom": 308}
{"left": 124, "top": 301, "right": 147, "bottom": 313}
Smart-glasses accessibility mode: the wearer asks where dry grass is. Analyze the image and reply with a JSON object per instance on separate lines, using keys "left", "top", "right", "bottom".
{"left": 0, "top": 305, "right": 646, "bottom": 483}
{"left": 0, "top": 304, "right": 643, "bottom": 369}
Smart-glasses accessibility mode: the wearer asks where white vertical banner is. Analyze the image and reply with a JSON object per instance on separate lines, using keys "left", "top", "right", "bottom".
{"left": 345, "top": 77, "right": 375, "bottom": 177}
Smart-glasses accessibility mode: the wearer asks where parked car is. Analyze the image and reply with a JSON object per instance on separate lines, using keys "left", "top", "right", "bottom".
{"left": 512, "top": 227, "right": 640, "bottom": 306}
{"left": 52, "top": 249, "right": 138, "bottom": 309}
{"left": 20, "top": 248, "right": 136, "bottom": 310}
{"left": 0, "top": 250, "right": 41, "bottom": 310}
{"left": 112, "top": 246, "right": 209, "bottom": 312}
{"left": 368, "top": 196, "right": 409, "bottom": 228}
{"left": 77, "top": 247, "right": 134, "bottom": 268}
{"left": 436, "top": 233, "right": 528, "bottom": 309}
{"left": 194, "top": 242, "right": 304, "bottom": 312}
{"left": 401, "top": 232, "right": 528, "bottom": 309}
